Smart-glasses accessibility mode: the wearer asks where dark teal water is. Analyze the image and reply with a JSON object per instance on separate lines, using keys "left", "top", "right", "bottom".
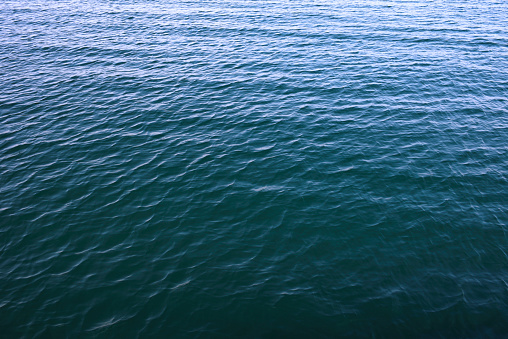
{"left": 1, "top": 0, "right": 508, "bottom": 337}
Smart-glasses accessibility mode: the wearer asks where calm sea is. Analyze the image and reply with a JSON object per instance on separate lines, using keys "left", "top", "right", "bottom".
{"left": 1, "top": 0, "right": 508, "bottom": 337}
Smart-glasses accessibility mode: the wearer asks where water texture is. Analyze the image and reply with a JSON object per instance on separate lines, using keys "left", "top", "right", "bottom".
{"left": 1, "top": 0, "right": 508, "bottom": 337}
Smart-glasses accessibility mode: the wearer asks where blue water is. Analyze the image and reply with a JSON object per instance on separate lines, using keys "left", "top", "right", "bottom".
{"left": 1, "top": 0, "right": 508, "bottom": 337}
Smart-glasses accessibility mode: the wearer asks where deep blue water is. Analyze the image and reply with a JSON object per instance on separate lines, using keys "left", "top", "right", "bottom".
{"left": 1, "top": 0, "right": 508, "bottom": 337}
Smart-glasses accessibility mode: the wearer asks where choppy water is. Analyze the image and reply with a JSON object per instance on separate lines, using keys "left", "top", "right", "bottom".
{"left": 1, "top": 0, "right": 508, "bottom": 337}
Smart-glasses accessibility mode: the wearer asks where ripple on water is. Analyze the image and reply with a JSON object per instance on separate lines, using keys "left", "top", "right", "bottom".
{"left": 1, "top": 0, "right": 508, "bottom": 337}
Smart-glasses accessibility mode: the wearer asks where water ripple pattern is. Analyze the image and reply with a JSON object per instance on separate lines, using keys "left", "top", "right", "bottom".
{"left": 1, "top": 0, "right": 508, "bottom": 337}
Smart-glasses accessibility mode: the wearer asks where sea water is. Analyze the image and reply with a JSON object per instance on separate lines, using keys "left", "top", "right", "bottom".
{"left": 1, "top": 0, "right": 508, "bottom": 337}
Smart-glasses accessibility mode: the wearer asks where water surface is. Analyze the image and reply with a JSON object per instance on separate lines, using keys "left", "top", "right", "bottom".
{"left": 1, "top": 0, "right": 508, "bottom": 337}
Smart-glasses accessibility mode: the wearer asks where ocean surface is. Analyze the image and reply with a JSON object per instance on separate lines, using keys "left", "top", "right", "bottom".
{"left": 1, "top": 0, "right": 508, "bottom": 337}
